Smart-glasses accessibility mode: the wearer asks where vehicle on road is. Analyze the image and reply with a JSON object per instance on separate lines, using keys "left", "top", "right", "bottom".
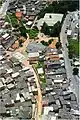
{"left": 76, "top": 23, "right": 79, "bottom": 28}
{"left": 65, "top": 29, "right": 67, "bottom": 33}
{"left": 65, "top": 43, "right": 67, "bottom": 47}
{"left": 69, "top": 78, "right": 71, "bottom": 82}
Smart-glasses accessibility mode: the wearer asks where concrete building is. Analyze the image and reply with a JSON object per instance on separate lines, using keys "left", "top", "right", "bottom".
{"left": 37, "top": 13, "right": 63, "bottom": 29}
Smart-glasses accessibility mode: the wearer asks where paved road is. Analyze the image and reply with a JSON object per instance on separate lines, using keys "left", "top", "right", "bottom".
{"left": 60, "top": 12, "right": 79, "bottom": 105}
{"left": 0, "top": 0, "right": 16, "bottom": 16}
{"left": 0, "top": 0, "right": 10, "bottom": 16}
{"left": 31, "top": 66, "right": 42, "bottom": 120}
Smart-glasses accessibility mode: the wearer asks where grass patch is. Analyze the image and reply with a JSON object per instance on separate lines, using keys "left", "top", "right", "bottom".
{"left": 40, "top": 76, "right": 46, "bottom": 84}
{"left": 5, "top": 13, "right": 38, "bottom": 39}
{"left": 5, "top": 13, "right": 19, "bottom": 28}
{"left": 34, "top": 61, "right": 46, "bottom": 88}
{"left": 40, "top": 75, "right": 46, "bottom": 88}
{"left": 27, "top": 29, "right": 39, "bottom": 39}
{"left": 68, "top": 39, "right": 79, "bottom": 58}
{"left": 37, "top": 61, "right": 44, "bottom": 68}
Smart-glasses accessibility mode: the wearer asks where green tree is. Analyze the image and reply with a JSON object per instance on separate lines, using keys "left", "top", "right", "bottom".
{"left": 50, "top": 21, "right": 61, "bottom": 37}
{"left": 19, "top": 22, "right": 27, "bottom": 38}
{"left": 18, "top": 39, "right": 23, "bottom": 47}
{"left": 73, "top": 68, "right": 79, "bottom": 75}
{"left": 68, "top": 51, "right": 73, "bottom": 59}
{"left": 5, "top": 13, "right": 19, "bottom": 28}
{"left": 41, "top": 41, "right": 48, "bottom": 46}
{"left": 33, "top": 26, "right": 39, "bottom": 31}
{"left": 19, "top": 26, "right": 27, "bottom": 38}
{"left": 68, "top": 44, "right": 76, "bottom": 58}
{"left": 55, "top": 41, "right": 62, "bottom": 49}
{"left": 38, "top": 1, "right": 79, "bottom": 19}
{"left": 48, "top": 39, "right": 53, "bottom": 45}
{"left": 41, "top": 21, "right": 61, "bottom": 37}
{"left": 41, "top": 22, "right": 50, "bottom": 35}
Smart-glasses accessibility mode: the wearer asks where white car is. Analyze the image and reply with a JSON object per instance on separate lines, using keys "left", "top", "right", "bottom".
{"left": 76, "top": 23, "right": 79, "bottom": 28}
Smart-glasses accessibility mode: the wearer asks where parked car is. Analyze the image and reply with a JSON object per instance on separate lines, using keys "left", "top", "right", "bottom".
{"left": 65, "top": 29, "right": 67, "bottom": 33}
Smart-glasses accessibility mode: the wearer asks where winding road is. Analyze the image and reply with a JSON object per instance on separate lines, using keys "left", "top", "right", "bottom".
{"left": 60, "top": 12, "right": 79, "bottom": 106}
{"left": 0, "top": 0, "right": 16, "bottom": 16}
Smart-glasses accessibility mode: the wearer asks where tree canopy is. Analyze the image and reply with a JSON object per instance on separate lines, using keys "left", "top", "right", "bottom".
{"left": 41, "top": 22, "right": 50, "bottom": 35}
{"left": 55, "top": 41, "right": 62, "bottom": 49}
{"left": 68, "top": 39, "right": 79, "bottom": 58}
{"left": 19, "top": 22, "right": 27, "bottom": 38}
{"left": 38, "top": 0, "right": 79, "bottom": 19}
{"left": 41, "top": 21, "right": 61, "bottom": 37}
{"left": 50, "top": 21, "right": 61, "bottom": 37}
{"left": 73, "top": 68, "right": 79, "bottom": 75}
{"left": 5, "top": 13, "right": 19, "bottom": 28}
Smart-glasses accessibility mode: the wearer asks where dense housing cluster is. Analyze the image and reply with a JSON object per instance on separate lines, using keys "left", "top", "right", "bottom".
{"left": 8, "top": 0, "right": 47, "bottom": 16}
{"left": 0, "top": 17, "right": 15, "bottom": 49}
{"left": 0, "top": 45, "right": 39, "bottom": 119}
{"left": 0, "top": 0, "right": 79, "bottom": 120}
{"left": 27, "top": 41, "right": 79, "bottom": 120}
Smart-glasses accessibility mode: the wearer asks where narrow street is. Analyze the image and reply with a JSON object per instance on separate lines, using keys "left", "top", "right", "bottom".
{"left": 13, "top": 34, "right": 42, "bottom": 120}
{"left": 30, "top": 67, "right": 42, "bottom": 120}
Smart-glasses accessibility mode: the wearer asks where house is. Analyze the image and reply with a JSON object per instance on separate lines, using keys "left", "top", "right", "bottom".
{"left": 0, "top": 81, "right": 5, "bottom": 90}
{"left": 1, "top": 34, "right": 15, "bottom": 49}
{"left": 28, "top": 52, "right": 39, "bottom": 62}
{"left": 5, "top": 98, "right": 15, "bottom": 107}
{"left": 0, "top": 55, "right": 4, "bottom": 61}
{"left": 26, "top": 21, "right": 33, "bottom": 27}
{"left": 16, "top": 9, "right": 22, "bottom": 20}
{"left": 12, "top": 52, "right": 25, "bottom": 62}
{"left": 73, "top": 61, "right": 80, "bottom": 66}
{"left": 59, "top": 54, "right": 64, "bottom": 59}
{"left": 0, "top": 20, "right": 4, "bottom": 28}
{"left": 0, "top": 69, "right": 6, "bottom": 76}
{"left": 43, "top": 106, "right": 53, "bottom": 115}
{"left": 45, "top": 54, "right": 60, "bottom": 61}
{"left": 54, "top": 79, "right": 63, "bottom": 83}
{"left": 45, "top": 61, "right": 61, "bottom": 69}
{"left": 0, "top": 77, "right": 5, "bottom": 84}
{"left": 28, "top": 15, "right": 35, "bottom": 21}
{"left": 12, "top": 72, "right": 19, "bottom": 78}
{"left": 0, "top": 106, "right": 6, "bottom": 116}
{"left": 7, "top": 83, "right": 15, "bottom": 90}
{"left": 27, "top": 42, "right": 46, "bottom": 53}
{"left": 2, "top": 33, "right": 10, "bottom": 40}
{"left": 45, "top": 68, "right": 66, "bottom": 76}
{"left": 25, "top": 71, "right": 34, "bottom": 78}
{"left": 67, "top": 30, "right": 72, "bottom": 36}
{"left": 15, "top": 93, "right": 20, "bottom": 102}
{"left": 0, "top": 45, "right": 6, "bottom": 55}
{"left": 6, "top": 68, "right": 13, "bottom": 74}
{"left": 6, "top": 77, "right": 14, "bottom": 84}
{"left": 23, "top": 5, "right": 26, "bottom": 14}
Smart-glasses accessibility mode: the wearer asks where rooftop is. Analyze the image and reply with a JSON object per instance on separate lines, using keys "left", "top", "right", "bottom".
{"left": 28, "top": 52, "right": 39, "bottom": 58}
{"left": 37, "top": 13, "right": 63, "bottom": 28}
{"left": 27, "top": 42, "right": 47, "bottom": 53}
